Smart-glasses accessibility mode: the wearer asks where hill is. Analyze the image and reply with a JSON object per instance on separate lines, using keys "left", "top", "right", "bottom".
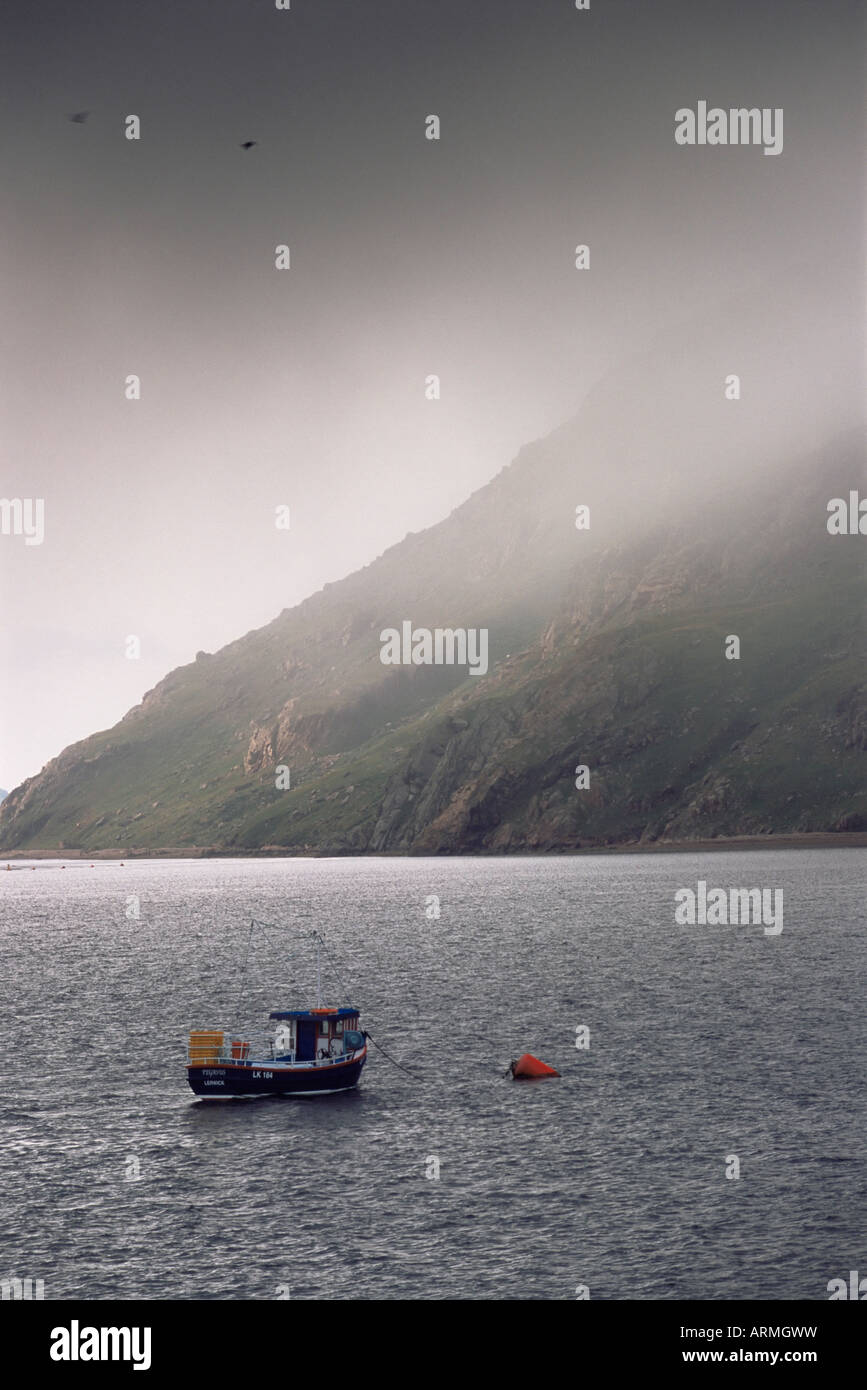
{"left": 2, "top": 281, "right": 864, "bottom": 854}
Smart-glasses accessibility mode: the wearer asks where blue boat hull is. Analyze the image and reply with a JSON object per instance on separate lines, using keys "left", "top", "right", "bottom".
{"left": 187, "top": 1048, "right": 367, "bottom": 1098}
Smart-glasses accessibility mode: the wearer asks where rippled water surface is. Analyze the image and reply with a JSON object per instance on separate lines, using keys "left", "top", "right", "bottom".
{"left": 0, "top": 851, "right": 864, "bottom": 1300}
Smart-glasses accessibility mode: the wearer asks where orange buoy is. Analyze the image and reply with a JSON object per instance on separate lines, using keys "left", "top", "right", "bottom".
{"left": 510, "top": 1053, "right": 560, "bottom": 1079}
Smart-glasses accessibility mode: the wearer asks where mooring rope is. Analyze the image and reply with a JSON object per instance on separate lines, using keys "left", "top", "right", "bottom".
{"left": 363, "top": 1030, "right": 426, "bottom": 1081}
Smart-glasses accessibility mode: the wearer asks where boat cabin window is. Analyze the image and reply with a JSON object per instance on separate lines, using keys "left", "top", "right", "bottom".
{"left": 319, "top": 1021, "right": 329, "bottom": 1035}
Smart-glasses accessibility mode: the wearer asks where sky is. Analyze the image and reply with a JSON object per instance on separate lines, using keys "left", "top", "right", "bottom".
{"left": 0, "top": 0, "right": 864, "bottom": 789}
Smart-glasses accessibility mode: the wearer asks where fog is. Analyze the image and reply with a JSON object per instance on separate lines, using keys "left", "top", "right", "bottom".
{"left": 0, "top": 0, "right": 863, "bottom": 788}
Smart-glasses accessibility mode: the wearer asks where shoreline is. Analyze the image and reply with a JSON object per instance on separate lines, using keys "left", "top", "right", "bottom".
{"left": 2, "top": 832, "right": 866, "bottom": 861}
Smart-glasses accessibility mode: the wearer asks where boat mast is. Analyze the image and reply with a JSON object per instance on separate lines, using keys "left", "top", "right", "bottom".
{"left": 315, "top": 932, "right": 322, "bottom": 1007}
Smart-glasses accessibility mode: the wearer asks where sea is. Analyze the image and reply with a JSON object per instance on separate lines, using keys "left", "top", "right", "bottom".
{"left": 0, "top": 850, "right": 863, "bottom": 1301}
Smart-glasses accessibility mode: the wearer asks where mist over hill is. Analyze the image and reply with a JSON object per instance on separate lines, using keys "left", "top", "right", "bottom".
{"left": 2, "top": 277, "right": 864, "bottom": 856}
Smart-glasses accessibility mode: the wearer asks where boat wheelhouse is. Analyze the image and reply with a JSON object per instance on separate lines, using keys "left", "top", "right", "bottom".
{"left": 271, "top": 1007, "right": 365, "bottom": 1065}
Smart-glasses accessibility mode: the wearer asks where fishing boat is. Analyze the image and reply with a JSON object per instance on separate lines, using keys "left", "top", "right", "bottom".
{"left": 186, "top": 927, "right": 368, "bottom": 1099}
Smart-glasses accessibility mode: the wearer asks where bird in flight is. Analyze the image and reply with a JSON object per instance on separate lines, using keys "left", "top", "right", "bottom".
{"left": 68, "top": 111, "right": 91, "bottom": 123}
{"left": 240, "top": 140, "right": 258, "bottom": 150}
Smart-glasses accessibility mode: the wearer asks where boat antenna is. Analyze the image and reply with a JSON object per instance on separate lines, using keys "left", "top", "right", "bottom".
{"left": 315, "top": 932, "right": 322, "bottom": 1007}
{"left": 236, "top": 917, "right": 305, "bottom": 1017}
{"left": 233, "top": 918, "right": 256, "bottom": 1027}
